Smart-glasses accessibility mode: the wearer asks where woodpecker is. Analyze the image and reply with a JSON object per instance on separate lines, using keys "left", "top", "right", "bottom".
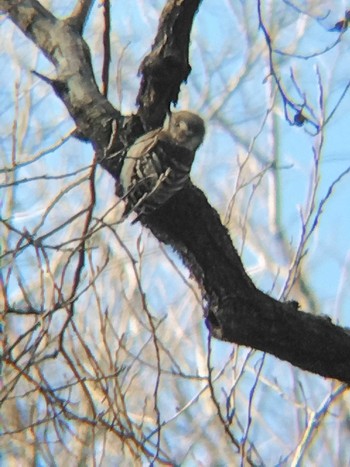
{"left": 119, "top": 111, "right": 205, "bottom": 219}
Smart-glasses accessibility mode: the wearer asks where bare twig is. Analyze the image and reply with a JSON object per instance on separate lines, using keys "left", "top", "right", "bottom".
{"left": 291, "top": 384, "right": 348, "bottom": 466}
{"left": 101, "top": 0, "right": 111, "bottom": 97}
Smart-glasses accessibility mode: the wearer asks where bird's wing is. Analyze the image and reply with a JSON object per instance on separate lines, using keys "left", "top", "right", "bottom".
{"left": 120, "top": 129, "right": 161, "bottom": 189}
{"left": 126, "top": 129, "right": 162, "bottom": 160}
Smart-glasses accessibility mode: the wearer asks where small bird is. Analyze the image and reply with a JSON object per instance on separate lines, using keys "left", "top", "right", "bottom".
{"left": 119, "top": 111, "right": 205, "bottom": 220}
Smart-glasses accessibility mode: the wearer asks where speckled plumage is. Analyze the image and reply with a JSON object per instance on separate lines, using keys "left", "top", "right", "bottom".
{"left": 120, "top": 111, "right": 205, "bottom": 219}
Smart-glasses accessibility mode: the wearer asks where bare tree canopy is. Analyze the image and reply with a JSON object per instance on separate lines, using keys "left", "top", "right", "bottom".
{"left": 1, "top": 0, "right": 350, "bottom": 465}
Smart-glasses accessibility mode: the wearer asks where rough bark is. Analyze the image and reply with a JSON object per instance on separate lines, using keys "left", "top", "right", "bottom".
{"left": 145, "top": 186, "right": 350, "bottom": 383}
{"left": 136, "top": 0, "right": 201, "bottom": 129}
{"left": 2, "top": 0, "right": 350, "bottom": 384}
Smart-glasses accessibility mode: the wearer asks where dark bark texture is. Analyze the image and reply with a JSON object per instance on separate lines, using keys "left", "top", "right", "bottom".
{"left": 2, "top": 0, "right": 350, "bottom": 384}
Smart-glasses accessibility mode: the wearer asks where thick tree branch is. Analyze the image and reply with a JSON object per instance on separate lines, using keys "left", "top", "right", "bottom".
{"left": 68, "top": 0, "right": 94, "bottom": 33}
{"left": 133, "top": 1, "right": 350, "bottom": 384}
{"left": 137, "top": 0, "right": 202, "bottom": 129}
{"left": 144, "top": 186, "right": 350, "bottom": 383}
{"left": 2, "top": 0, "right": 350, "bottom": 384}
{"left": 0, "top": 0, "right": 122, "bottom": 175}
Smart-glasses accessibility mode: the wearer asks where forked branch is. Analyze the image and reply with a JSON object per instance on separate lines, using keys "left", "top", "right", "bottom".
{"left": 2, "top": 0, "right": 350, "bottom": 384}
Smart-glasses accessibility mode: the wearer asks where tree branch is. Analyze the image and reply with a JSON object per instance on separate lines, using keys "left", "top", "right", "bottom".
{"left": 2, "top": 0, "right": 350, "bottom": 384}
{"left": 136, "top": 0, "right": 203, "bottom": 129}
{"left": 143, "top": 186, "right": 350, "bottom": 384}
{"left": 0, "top": 0, "right": 122, "bottom": 174}
{"left": 132, "top": 0, "right": 350, "bottom": 384}
{"left": 68, "top": 0, "right": 95, "bottom": 33}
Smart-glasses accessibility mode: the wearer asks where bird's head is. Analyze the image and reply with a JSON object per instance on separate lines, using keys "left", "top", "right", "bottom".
{"left": 165, "top": 111, "right": 205, "bottom": 151}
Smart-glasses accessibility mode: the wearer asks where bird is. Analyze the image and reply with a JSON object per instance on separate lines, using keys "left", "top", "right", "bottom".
{"left": 119, "top": 110, "right": 205, "bottom": 220}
